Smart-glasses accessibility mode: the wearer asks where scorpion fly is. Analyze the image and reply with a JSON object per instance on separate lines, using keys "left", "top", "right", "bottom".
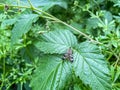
{"left": 62, "top": 47, "right": 73, "bottom": 62}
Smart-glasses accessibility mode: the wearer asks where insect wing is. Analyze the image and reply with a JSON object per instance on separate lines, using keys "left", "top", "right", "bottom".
{"left": 67, "top": 48, "right": 72, "bottom": 55}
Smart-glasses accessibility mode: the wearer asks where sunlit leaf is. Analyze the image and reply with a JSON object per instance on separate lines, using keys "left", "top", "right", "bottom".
{"left": 30, "top": 55, "right": 73, "bottom": 90}
{"left": 73, "top": 42, "right": 112, "bottom": 90}
{"left": 33, "top": 30, "right": 111, "bottom": 90}
{"left": 16, "top": 0, "right": 67, "bottom": 11}
{"left": 34, "top": 30, "right": 77, "bottom": 54}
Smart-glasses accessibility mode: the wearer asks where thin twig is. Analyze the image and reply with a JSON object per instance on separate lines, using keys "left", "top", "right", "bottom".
{"left": 5, "top": 2, "right": 102, "bottom": 44}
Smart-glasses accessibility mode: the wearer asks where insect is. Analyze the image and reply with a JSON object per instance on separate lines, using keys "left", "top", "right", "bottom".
{"left": 62, "top": 47, "right": 73, "bottom": 62}
{"left": 5, "top": 5, "right": 9, "bottom": 11}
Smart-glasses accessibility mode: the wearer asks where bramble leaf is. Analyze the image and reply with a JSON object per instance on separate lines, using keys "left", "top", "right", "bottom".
{"left": 34, "top": 30, "right": 77, "bottom": 54}
{"left": 33, "top": 30, "right": 111, "bottom": 90}
{"left": 73, "top": 42, "right": 112, "bottom": 90}
{"left": 30, "top": 55, "right": 73, "bottom": 90}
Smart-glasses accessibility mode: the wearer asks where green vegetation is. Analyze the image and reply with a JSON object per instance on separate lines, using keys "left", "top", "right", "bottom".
{"left": 0, "top": 0, "right": 120, "bottom": 90}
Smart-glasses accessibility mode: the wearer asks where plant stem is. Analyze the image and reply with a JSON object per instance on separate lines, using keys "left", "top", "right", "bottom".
{"left": 114, "top": 53, "right": 120, "bottom": 68}
{"left": 27, "top": 0, "right": 34, "bottom": 9}
{"left": 107, "top": 48, "right": 117, "bottom": 61}
{"left": 0, "top": 47, "right": 6, "bottom": 90}
{"left": 21, "top": 83, "right": 23, "bottom": 90}
{"left": 33, "top": 7, "right": 102, "bottom": 44}
{"left": 4, "top": 2, "right": 102, "bottom": 44}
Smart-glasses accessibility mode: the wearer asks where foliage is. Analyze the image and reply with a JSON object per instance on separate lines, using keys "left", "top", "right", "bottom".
{"left": 0, "top": 0, "right": 120, "bottom": 90}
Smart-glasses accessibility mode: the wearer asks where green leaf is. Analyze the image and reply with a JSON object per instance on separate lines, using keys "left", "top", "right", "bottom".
{"left": 114, "top": 66, "right": 120, "bottom": 83}
{"left": 102, "top": 11, "right": 113, "bottom": 22}
{"left": 69, "top": 22, "right": 85, "bottom": 35}
{"left": 86, "top": 18, "right": 99, "bottom": 29}
{"left": 1, "top": 18, "right": 17, "bottom": 29}
{"left": 0, "top": 14, "right": 6, "bottom": 22}
{"left": 73, "top": 42, "right": 112, "bottom": 90}
{"left": 113, "top": 0, "right": 120, "bottom": 7}
{"left": 30, "top": 55, "right": 73, "bottom": 90}
{"left": 19, "top": 0, "right": 67, "bottom": 11}
{"left": 93, "top": 0, "right": 104, "bottom": 3}
{"left": 11, "top": 14, "right": 39, "bottom": 45}
{"left": 34, "top": 30, "right": 77, "bottom": 54}
{"left": 114, "top": 15, "right": 120, "bottom": 23}
{"left": 74, "top": 84, "right": 82, "bottom": 90}
{"left": 34, "top": 30, "right": 111, "bottom": 89}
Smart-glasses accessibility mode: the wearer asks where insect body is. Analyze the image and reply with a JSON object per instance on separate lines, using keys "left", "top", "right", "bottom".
{"left": 62, "top": 48, "right": 73, "bottom": 62}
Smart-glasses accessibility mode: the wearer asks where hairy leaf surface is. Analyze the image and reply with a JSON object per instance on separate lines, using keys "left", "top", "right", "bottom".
{"left": 33, "top": 30, "right": 111, "bottom": 90}
{"left": 73, "top": 42, "right": 112, "bottom": 90}
{"left": 30, "top": 55, "right": 73, "bottom": 90}
{"left": 34, "top": 30, "right": 77, "bottom": 54}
